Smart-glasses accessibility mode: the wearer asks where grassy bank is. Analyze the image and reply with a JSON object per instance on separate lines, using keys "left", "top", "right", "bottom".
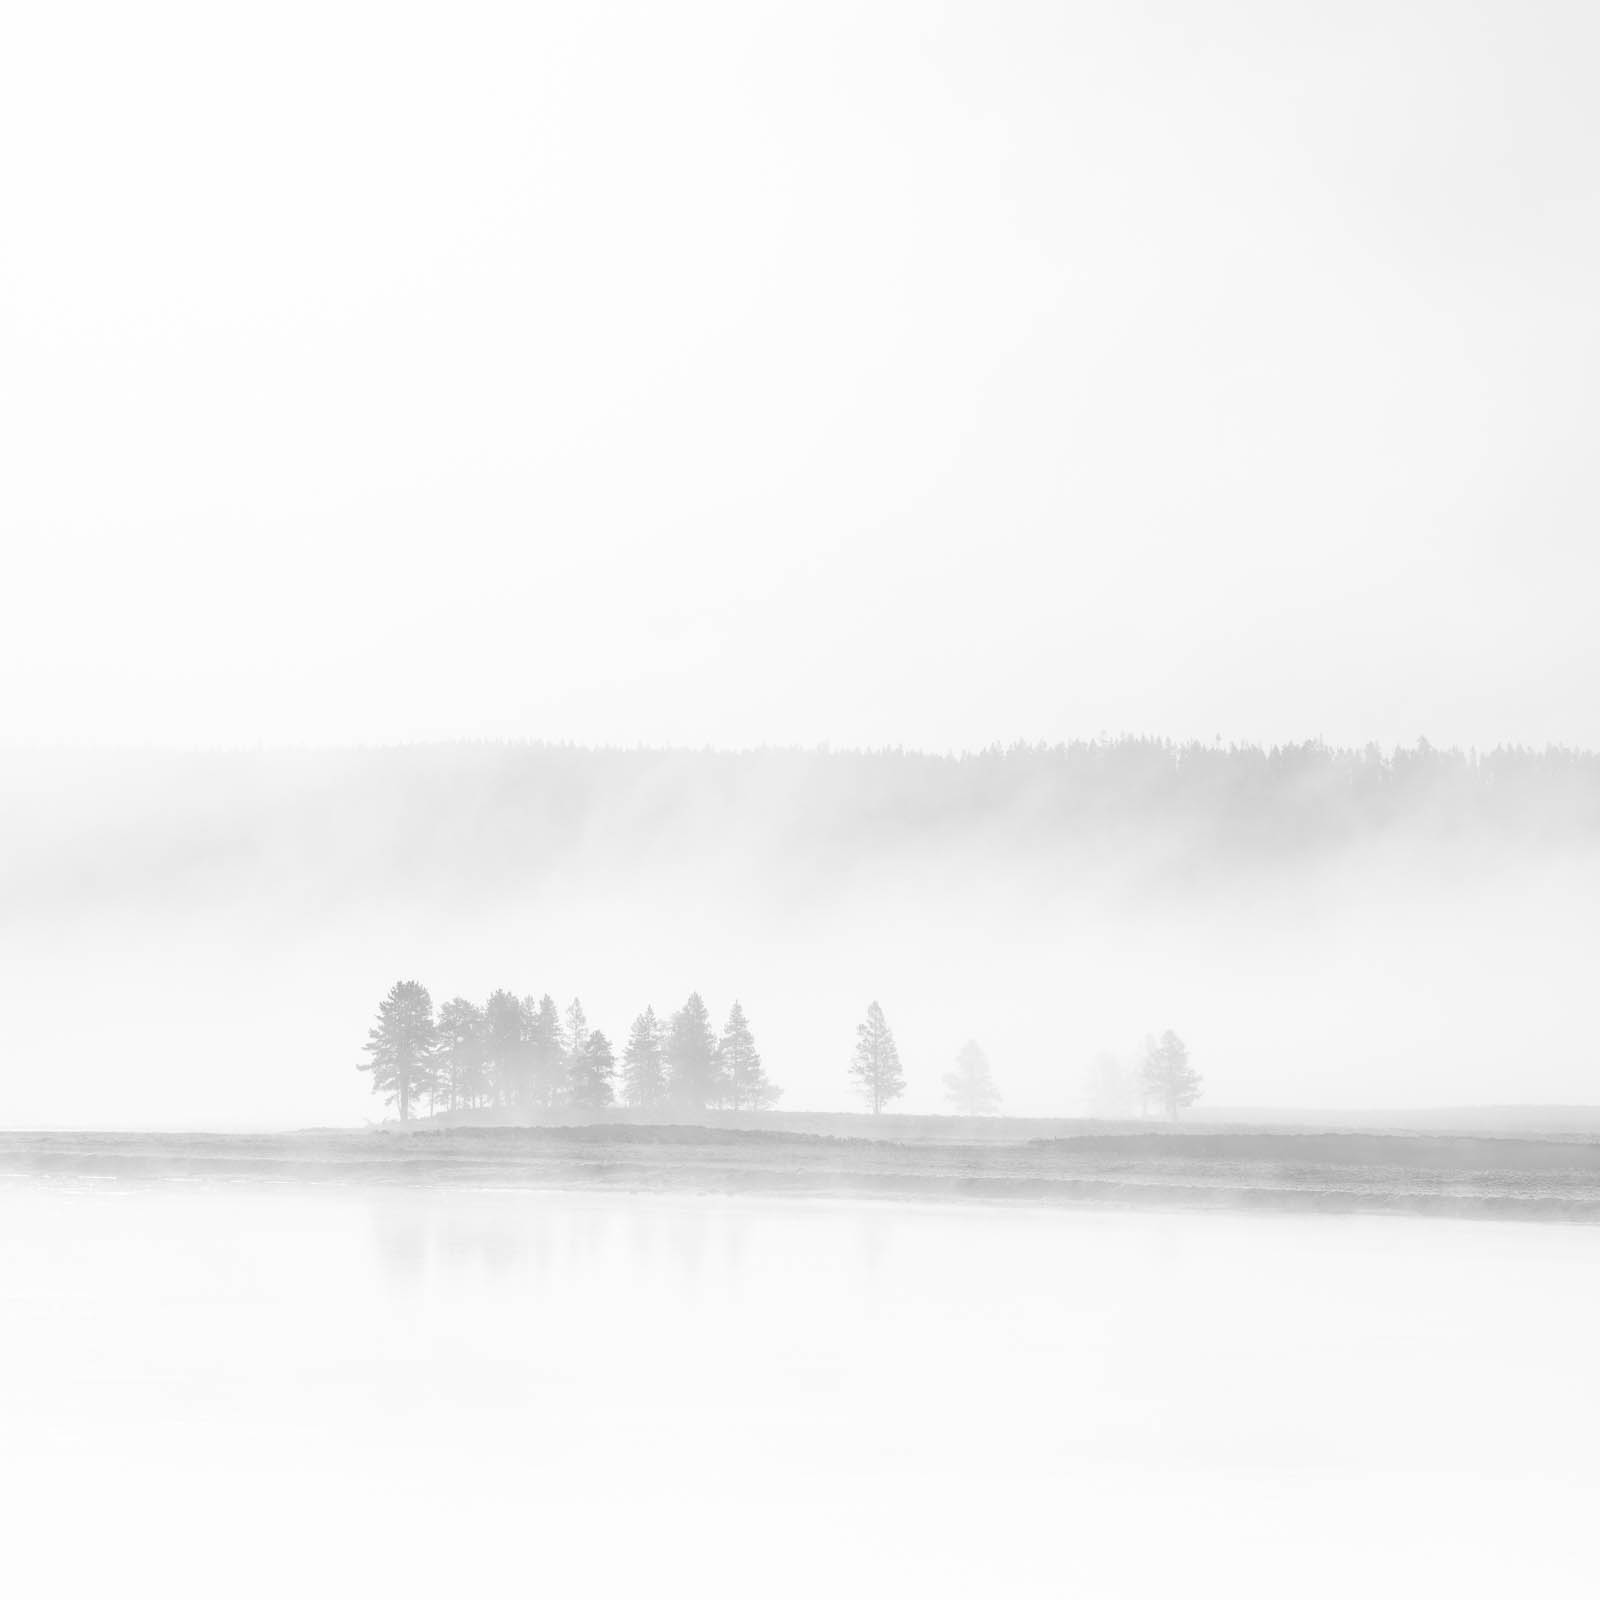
{"left": 7, "top": 1119, "right": 1600, "bottom": 1223}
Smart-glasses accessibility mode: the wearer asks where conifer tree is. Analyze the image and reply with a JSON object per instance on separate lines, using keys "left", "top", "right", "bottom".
{"left": 942, "top": 1039, "right": 1001, "bottom": 1116}
{"left": 357, "top": 980, "right": 437, "bottom": 1122}
{"left": 621, "top": 1007, "right": 668, "bottom": 1112}
{"left": 666, "top": 992, "right": 724, "bottom": 1112}
{"left": 850, "top": 1001, "right": 905, "bottom": 1114}
{"left": 563, "top": 998, "right": 591, "bottom": 1104}
{"left": 719, "top": 1001, "right": 780, "bottom": 1111}
{"left": 483, "top": 989, "right": 528, "bottom": 1107}
{"left": 569, "top": 1028, "right": 616, "bottom": 1111}
{"left": 526, "top": 994, "right": 565, "bottom": 1109}
{"left": 435, "top": 996, "right": 488, "bottom": 1111}
{"left": 1140, "top": 1030, "right": 1202, "bottom": 1121}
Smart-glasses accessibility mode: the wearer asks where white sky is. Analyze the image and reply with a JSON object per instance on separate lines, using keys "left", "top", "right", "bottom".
{"left": 3, "top": 0, "right": 1597, "bottom": 752}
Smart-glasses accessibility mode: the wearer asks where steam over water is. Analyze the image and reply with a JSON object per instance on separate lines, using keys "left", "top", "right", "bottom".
{"left": 3, "top": 1184, "right": 1594, "bottom": 1597}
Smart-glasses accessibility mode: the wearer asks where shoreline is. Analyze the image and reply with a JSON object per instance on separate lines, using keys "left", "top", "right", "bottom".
{"left": 7, "top": 1124, "right": 1600, "bottom": 1225}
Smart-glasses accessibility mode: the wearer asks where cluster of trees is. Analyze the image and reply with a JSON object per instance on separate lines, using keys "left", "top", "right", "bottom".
{"left": 1084, "top": 1031, "right": 1203, "bottom": 1121}
{"left": 359, "top": 986, "right": 1196, "bottom": 1124}
{"left": 358, "top": 982, "right": 779, "bottom": 1121}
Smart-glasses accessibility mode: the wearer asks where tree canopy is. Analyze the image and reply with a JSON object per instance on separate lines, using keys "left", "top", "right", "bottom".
{"left": 356, "top": 980, "right": 437, "bottom": 1122}
{"left": 849, "top": 1001, "right": 905, "bottom": 1114}
{"left": 357, "top": 983, "right": 779, "bottom": 1120}
{"left": 1140, "top": 1031, "right": 1202, "bottom": 1121}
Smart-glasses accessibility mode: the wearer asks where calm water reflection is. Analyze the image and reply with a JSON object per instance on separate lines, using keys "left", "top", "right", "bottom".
{"left": 2, "top": 1184, "right": 1596, "bottom": 1597}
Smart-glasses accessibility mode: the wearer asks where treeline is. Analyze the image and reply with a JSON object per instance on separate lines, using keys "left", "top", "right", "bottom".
{"left": 360, "top": 989, "right": 1201, "bottom": 1124}
{"left": 16, "top": 737, "right": 1600, "bottom": 920}
{"left": 358, "top": 983, "right": 779, "bottom": 1122}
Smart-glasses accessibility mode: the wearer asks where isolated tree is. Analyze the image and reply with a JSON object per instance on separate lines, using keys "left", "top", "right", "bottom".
{"left": 434, "top": 996, "right": 488, "bottom": 1111}
{"left": 719, "top": 1001, "right": 780, "bottom": 1112}
{"left": 569, "top": 1028, "right": 616, "bottom": 1111}
{"left": 483, "top": 989, "right": 528, "bottom": 1108}
{"left": 850, "top": 1001, "right": 905, "bottom": 1114}
{"left": 357, "top": 980, "right": 437, "bottom": 1122}
{"left": 666, "top": 992, "right": 724, "bottom": 1112}
{"left": 621, "top": 1007, "right": 668, "bottom": 1112}
{"left": 1140, "top": 1030, "right": 1202, "bottom": 1121}
{"left": 942, "top": 1039, "right": 1001, "bottom": 1116}
{"left": 525, "top": 994, "right": 566, "bottom": 1110}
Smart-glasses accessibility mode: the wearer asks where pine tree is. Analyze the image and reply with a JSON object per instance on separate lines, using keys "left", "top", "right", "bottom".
{"left": 483, "top": 989, "right": 528, "bottom": 1107}
{"left": 942, "top": 1039, "right": 1001, "bottom": 1116}
{"left": 563, "top": 998, "right": 591, "bottom": 1105}
{"left": 569, "top": 1028, "right": 616, "bottom": 1111}
{"left": 1140, "top": 1030, "right": 1202, "bottom": 1121}
{"left": 357, "top": 980, "right": 437, "bottom": 1122}
{"left": 435, "top": 996, "right": 488, "bottom": 1111}
{"left": 850, "top": 1001, "right": 905, "bottom": 1114}
{"left": 621, "top": 1007, "right": 667, "bottom": 1112}
{"left": 666, "top": 992, "right": 724, "bottom": 1112}
{"left": 526, "top": 994, "right": 565, "bottom": 1110}
{"left": 719, "top": 1001, "right": 780, "bottom": 1111}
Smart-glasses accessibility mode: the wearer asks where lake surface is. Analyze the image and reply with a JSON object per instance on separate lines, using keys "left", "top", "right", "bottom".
{"left": 2, "top": 1183, "right": 1596, "bottom": 1597}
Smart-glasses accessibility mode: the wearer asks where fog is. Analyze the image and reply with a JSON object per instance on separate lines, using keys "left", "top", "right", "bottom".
{"left": 8, "top": 2, "right": 1598, "bottom": 1595}
{"left": 5, "top": 2, "right": 1600, "bottom": 755}
{"left": 4, "top": 742, "right": 1597, "bottom": 1126}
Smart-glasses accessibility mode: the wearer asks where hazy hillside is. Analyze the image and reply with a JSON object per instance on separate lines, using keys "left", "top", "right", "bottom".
{"left": 7, "top": 739, "right": 1599, "bottom": 914}
{"left": 4, "top": 739, "right": 1598, "bottom": 1127}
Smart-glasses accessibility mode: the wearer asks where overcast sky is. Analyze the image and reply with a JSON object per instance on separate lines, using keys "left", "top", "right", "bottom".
{"left": 4, "top": 0, "right": 1596, "bottom": 753}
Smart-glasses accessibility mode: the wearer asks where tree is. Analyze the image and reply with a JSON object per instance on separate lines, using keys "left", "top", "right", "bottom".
{"left": 435, "top": 996, "right": 488, "bottom": 1111}
{"left": 525, "top": 994, "right": 565, "bottom": 1110}
{"left": 942, "top": 1039, "right": 1001, "bottom": 1116}
{"left": 357, "top": 980, "right": 436, "bottom": 1122}
{"left": 569, "top": 1028, "right": 616, "bottom": 1111}
{"left": 850, "top": 1001, "right": 905, "bottom": 1114}
{"left": 621, "top": 1006, "right": 667, "bottom": 1111}
{"left": 483, "top": 989, "right": 528, "bottom": 1108}
{"left": 666, "top": 992, "right": 724, "bottom": 1112}
{"left": 719, "top": 1001, "right": 780, "bottom": 1111}
{"left": 1141, "top": 1030, "right": 1202, "bottom": 1121}
{"left": 563, "top": 998, "right": 591, "bottom": 1105}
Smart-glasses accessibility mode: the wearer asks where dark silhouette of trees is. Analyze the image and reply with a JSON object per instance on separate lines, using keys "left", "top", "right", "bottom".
{"left": 1141, "top": 1030, "right": 1202, "bottom": 1121}
{"left": 525, "top": 994, "right": 565, "bottom": 1109}
{"left": 850, "top": 1001, "right": 905, "bottom": 1114}
{"left": 563, "top": 998, "right": 590, "bottom": 1094}
{"left": 357, "top": 980, "right": 437, "bottom": 1122}
{"left": 942, "top": 1039, "right": 1001, "bottom": 1115}
{"left": 666, "top": 992, "right": 723, "bottom": 1111}
{"left": 483, "top": 989, "right": 528, "bottom": 1108}
{"left": 357, "top": 983, "right": 782, "bottom": 1121}
{"left": 435, "top": 997, "right": 488, "bottom": 1111}
{"left": 569, "top": 1027, "right": 616, "bottom": 1111}
{"left": 719, "top": 1001, "right": 779, "bottom": 1111}
{"left": 621, "top": 1007, "right": 667, "bottom": 1111}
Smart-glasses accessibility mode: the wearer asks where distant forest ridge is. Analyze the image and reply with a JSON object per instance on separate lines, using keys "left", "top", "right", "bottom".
{"left": 13, "top": 736, "right": 1600, "bottom": 825}
{"left": 7, "top": 738, "right": 1600, "bottom": 912}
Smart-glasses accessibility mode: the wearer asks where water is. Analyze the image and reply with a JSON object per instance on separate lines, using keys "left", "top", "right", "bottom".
{"left": 2, "top": 1184, "right": 1596, "bottom": 1597}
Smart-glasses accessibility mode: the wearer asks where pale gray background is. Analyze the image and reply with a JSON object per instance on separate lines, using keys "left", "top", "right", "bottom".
{"left": 4, "top": 0, "right": 1595, "bottom": 752}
